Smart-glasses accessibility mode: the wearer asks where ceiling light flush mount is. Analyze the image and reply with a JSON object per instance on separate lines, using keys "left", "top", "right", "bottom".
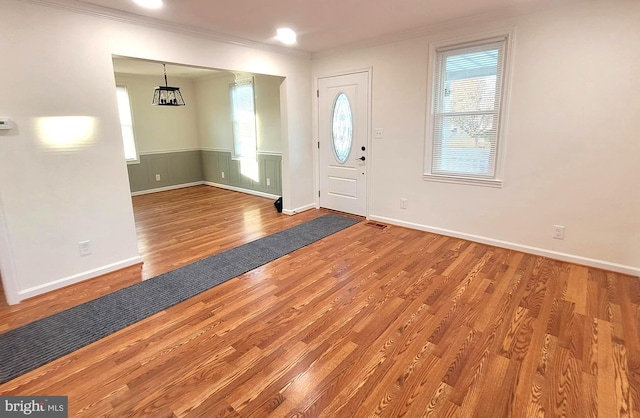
{"left": 133, "top": 0, "right": 163, "bottom": 9}
{"left": 275, "top": 28, "right": 297, "bottom": 45}
{"left": 152, "top": 64, "right": 185, "bottom": 106}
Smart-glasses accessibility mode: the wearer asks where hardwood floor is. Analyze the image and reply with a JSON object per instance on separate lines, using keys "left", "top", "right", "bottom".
{"left": 0, "top": 185, "right": 638, "bottom": 417}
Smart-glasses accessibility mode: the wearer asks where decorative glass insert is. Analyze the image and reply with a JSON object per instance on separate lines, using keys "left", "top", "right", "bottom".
{"left": 331, "top": 93, "right": 353, "bottom": 163}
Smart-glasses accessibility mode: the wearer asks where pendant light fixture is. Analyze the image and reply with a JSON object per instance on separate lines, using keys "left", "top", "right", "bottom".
{"left": 152, "top": 64, "right": 185, "bottom": 106}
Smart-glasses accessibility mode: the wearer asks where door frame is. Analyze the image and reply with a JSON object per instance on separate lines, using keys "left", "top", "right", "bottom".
{"left": 0, "top": 191, "right": 20, "bottom": 305}
{"left": 314, "top": 67, "right": 372, "bottom": 218}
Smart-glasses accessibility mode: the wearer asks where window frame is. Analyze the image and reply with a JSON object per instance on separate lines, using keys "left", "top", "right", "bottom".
{"left": 115, "top": 85, "right": 140, "bottom": 164}
{"left": 230, "top": 77, "right": 258, "bottom": 161}
{"left": 424, "top": 29, "right": 514, "bottom": 188}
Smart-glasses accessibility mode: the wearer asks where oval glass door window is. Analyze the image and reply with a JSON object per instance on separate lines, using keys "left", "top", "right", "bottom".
{"left": 331, "top": 93, "right": 353, "bottom": 164}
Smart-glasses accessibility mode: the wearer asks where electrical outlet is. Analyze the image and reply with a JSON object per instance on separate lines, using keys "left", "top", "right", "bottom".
{"left": 400, "top": 198, "right": 407, "bottom": 209}
{"left": 266, "top": 178, "right": 271, "bottom": 186}
{"left": 78, "top": 240, "right": 91, "bottom": 256}
{"left": 221, "top": 171, "right": 225, "bottom": 179}
{"left": 155, "top": 174, "right": 161, "bottom": 181}
{"left": 553, "top": 225, "right": 565, "bottom": 240}
{"left": 374, "top": 128, "right": 384, "bottom": 139}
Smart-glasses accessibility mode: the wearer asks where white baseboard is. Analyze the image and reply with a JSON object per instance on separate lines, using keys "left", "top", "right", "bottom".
{"left": 203, "top": 182, "right": 280, "bottom": 200}
{"left": 130, "top": 182, "right": 205, "bottom": 196}
{"left": 16, "top": 256, "right": 143, "bottom": 303}
{"left": 131, "top": 182, "right": 281, "bottom": 201}
{"left": 369, "top": 215, "right": 640, "bottom": 277}
{"left": 282, "top": 203, "right": 316, "bottom": 216}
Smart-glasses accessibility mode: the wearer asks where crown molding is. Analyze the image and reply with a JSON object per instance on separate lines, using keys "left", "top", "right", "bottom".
{"left": 16, "top": 0, "right": 311, "bottom": 59}
{"left": 312, "top": 0, "right": 580, "bottom": 58}
{"left": 16, "top": 0, "right": 580, "bottom": 60}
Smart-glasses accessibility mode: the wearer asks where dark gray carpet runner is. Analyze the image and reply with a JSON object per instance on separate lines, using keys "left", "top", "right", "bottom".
{"left": 0, "top": 214, "right": 359, "bottom": 383}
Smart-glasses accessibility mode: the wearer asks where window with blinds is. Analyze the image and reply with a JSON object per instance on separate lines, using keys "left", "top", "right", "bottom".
{"left": 115, "top": 86, "right": 138, "bottom": 162}
{"left": 230, "top": 78, "right": 257, "bottom": 160}
{"left": 427, "top": 36, "right": 509, "bottom": 185}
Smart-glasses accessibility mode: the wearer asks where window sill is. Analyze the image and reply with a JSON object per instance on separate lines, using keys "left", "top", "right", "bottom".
{"left": 126, "top": 159, "right": 141, "bottom": 165}
{"left": 423, "top": 173, "right": 502, "bottom": 188}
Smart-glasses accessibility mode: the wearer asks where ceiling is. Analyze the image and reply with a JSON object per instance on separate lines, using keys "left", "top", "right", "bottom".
{"left": 112, "top": 56, "right": 225, "bottom": 79}
{"left": 46, "top": 0, "right": 574, "bottom": 54}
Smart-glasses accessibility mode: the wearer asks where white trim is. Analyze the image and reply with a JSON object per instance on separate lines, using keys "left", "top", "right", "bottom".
{"left": 16, "top": 256, "right": 143, "bottom": 303}
{"left": 312, "top": 1, "right": 555, "bottom": 58}
{"left": 256, "top": 151, "right": 283, "bottom": 157}
{"left": 282, "top": 203, "right": 316, "bottom": 216}
{"left": 314, "top": 68, "right": 372, "bottom": 218}
{"left": 422, "top": 173, "right": 502, "bottom": 188}
{"left": 203, "top": 182, "right": 280, "bottom": 200}
{"left": 369, "top": 214, "right": 640, "bottom": 277}
{"left": 0, "top": 192, "right": 21, "bottom": 305}
{"left": 199, "top": 148, "right": 283, "bottom": 156}
{"left": 200, "top": 147, "right": 232, "bottom": 153}
{"left": 131, "top": 181, "right": 205, "bottom": 196}
{"left": 424, "top": 27, "right": 515, "bottom": 187}
{"left": 138, "top": 149, "right": 201, "bottom": 156}
{"left": 131, "top": 180, "right": 284, "bottom": 199}
{"left": 316, "top": 67, "right": 374, "bottom": 80}
{"left": 365, "top": 68, "right": 373, "bottom": 219}
{"left": 435, "top": 35, "right": 508, "bottom": 53}
{"left": 17, "top": 0, "right": 310, "bottom": 58}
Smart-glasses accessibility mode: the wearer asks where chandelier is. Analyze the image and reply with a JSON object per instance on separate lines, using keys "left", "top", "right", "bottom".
{"left": 152, "top": 64, "right": 185, "bottom": 106}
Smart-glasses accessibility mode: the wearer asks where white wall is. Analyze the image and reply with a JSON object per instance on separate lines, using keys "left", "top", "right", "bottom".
{"left": 312, "top": 0, "right": 640, "bottom": 274}
{"left": 195, "top": 73, "right": 283, "bottom": 153}
{"left": 114, "top": 74, "right": 200, "bottom": 153}
{"left": 3, "top": 0, "right": 634, "bottom": 306}
{"left": 0, "top": 0, "right": 313, "bottom": 304}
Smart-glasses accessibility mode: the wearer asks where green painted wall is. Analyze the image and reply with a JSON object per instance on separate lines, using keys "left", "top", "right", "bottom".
{"left": 127, "top": 150, "right": 282, "bottom": 196}
{"left": 202, "top": 151, "right": 282, "bottom": 196}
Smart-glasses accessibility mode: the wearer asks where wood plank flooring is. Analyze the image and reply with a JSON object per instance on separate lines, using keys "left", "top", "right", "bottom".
{"left": 0, "top": 185, "right": 638, "bottom": 417}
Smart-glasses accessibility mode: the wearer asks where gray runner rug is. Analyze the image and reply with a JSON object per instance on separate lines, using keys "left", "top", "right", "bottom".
{"left": 0, "top": 213, "right": 359, "bottom": 383}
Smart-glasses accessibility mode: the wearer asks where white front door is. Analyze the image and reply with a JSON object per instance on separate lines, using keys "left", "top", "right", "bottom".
{"left": 318, "top": 72, "right": 369, "bottom": 216}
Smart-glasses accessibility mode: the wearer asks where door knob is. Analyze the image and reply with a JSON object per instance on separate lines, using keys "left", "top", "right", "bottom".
{"left": 357, "top": 156, "right": 366, "bottom": 161}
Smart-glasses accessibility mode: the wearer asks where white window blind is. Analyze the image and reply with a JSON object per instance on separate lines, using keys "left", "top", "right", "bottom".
{"left": 115, "top": 86, "right": 138, "bottom": 162}
{"left": 230, "top": 78, "right": 257, "bottom": 160}
{"left": 431, "top": 38, "right": 506, "bottom": 180}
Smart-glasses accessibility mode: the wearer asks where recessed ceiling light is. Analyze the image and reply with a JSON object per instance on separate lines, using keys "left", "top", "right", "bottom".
{"left": 275, "top": 28, "right": 297, "bottom": 45}
{"left": 133, "top": 0, "right": 163, "bottom": 9}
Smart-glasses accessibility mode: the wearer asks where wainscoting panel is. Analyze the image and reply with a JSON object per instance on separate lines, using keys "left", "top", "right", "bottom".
{"left": 201, "top": 151, "right": 217, "bottom": 183}
{"left": 127, "top": 151, "right": 203, "bottom": 193}
{"left": 149, "top": 157, "right": 169, "bottom": 187}
{"left": 218, "top": 153, "right": 231, "bottom": 186}
{"left": 128, "top": 161, "right": 151, "bottom": 191}
{"left": 128, "top": 150, "right": 282, "bottom": 196}
{"left": 201, "top": 151, "right": 282, "bottom": 196}
{"left": 263, "top": 155, "right": 282, "bottom": 195}
{"left": 170, "top": 153, "right": 202, "bottom": 185}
